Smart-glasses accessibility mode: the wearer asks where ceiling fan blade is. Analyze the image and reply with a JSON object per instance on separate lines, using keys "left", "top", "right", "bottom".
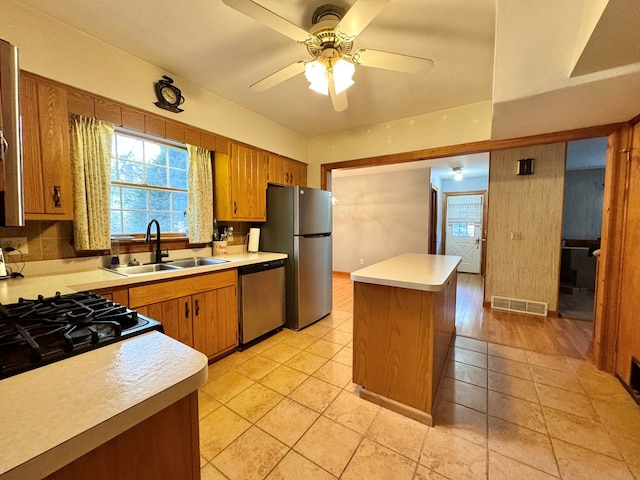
{"left": 329, "top": 75, "right": 349, "bottom": 112}
{"left": 353, "top": 49, "right": 434, "bottom": 74}
{"left": 250, "top": 61, "right": 307, "bottom": 92}
{"left": 336, "top": 0, "right": 390, "bottom": 38}
{"left": 222, "top": 0, "right": 312, "bottom": 43}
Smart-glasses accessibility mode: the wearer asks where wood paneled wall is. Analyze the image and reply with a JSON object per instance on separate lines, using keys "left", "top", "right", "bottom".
{"left": 614, "top": 121, "right": 640, "bottom": 385}
{"left": 485, "top": 143, "right": 566, "bottom": 311}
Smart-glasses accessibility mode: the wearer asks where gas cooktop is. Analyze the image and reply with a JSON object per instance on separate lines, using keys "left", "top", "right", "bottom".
{"left": 0, "top": 291, "right": 163, "bottom": 379}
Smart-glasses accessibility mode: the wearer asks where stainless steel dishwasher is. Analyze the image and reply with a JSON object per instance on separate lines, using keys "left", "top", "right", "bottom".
{"left": 238, "top": 259, "right": 286, "bottom": 346}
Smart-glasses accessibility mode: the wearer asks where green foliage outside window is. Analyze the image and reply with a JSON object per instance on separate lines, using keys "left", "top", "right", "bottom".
{"left": 110, "top": 131, "right": 188, "bottom": 235}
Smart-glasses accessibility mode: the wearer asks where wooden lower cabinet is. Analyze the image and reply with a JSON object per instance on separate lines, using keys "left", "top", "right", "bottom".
{"left": 44, "top": 392, "right": 200, "bottom": 480}
{"left": 193, "top": 286, "right": 237, "bottom": 358}
{"left": 129, "top": 270, "right": 238, "bottom": 360}
{"left": 138, "top": 296, "right": 194, "bottom": 348}
{"left": 93, "top": 286, "right": 129, "bottom": 306}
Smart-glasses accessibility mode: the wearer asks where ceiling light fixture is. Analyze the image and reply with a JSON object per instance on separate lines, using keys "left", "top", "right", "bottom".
{"left": 304, "top": 54, "right": 355, "bottom": 96}
{"left": 452, "top": 167, "right": 463, "bottom": 181}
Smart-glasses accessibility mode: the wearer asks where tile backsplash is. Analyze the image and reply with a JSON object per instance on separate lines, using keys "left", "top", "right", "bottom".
{"left": 0, "top": 221, "right": 76, "bottom": 263}
{"left": 0, "top": 220, "right": 255, "bottom": 265}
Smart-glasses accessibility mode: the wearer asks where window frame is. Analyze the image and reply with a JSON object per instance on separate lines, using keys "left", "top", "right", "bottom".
{"left": 110, "top": 127, "right": 189, "bottom": 238}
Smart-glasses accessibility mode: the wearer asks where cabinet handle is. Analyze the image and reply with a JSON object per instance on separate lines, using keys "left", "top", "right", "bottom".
{"left": 185, "top": 301, "right": 190, "bottom": 318}
{"left": 195, "top": 299, "right": 200, "bottom": 316}
{"left": 0, "top": 131, "right": 8, "bottom": 154}
{"left": 290, "top": 173, "right": 294, "bottom": 184}
{"left": 233, "top": 201, "right": 237, "bottom": 214}
{"left": 286, "top": 172, "right": 289, "bottom": 183}
{"left": 53, "top": 186, "right": 61, "bottom": 208}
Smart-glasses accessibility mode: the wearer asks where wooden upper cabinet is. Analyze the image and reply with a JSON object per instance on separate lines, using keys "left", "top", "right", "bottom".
{"left": 67, "top": 89, "right": 95, "bottom": 118}
{"left": 268, "top": 153, "right": 307, "bottom": 187}
{"left": 20, "top": 73, "right": 73, "bottom": 220}
{"left": 214, "top": 141, "right": 267, "bottom": 221}
{"left": 165, "top": 121, "right": 185, "bottom": 143}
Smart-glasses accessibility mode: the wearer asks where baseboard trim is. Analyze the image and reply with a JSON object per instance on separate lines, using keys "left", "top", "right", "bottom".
{"left": 358, "top": 388, "right": 433, "bottom": 426}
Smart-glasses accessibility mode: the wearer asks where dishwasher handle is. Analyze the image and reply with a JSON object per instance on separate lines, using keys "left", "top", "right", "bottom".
{"left": 238, "top": 259, "right": 286, "bottom": 275}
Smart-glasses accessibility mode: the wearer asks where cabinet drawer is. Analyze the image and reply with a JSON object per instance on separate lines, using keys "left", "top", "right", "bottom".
{"left": 129, "top": 269, "right": 237, "bottom": 307}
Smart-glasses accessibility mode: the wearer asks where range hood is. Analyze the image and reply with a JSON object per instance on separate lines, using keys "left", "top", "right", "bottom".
{"left": 0, "top": 38, "right": 24, "bottom": 227}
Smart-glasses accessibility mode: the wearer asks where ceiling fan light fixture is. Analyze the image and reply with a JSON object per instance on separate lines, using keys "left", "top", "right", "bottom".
{"left": 332, "top": 58, "right": 355, "bottom": 94}
{"left": 305, "top": 60, "right": 329, "bottom": 95}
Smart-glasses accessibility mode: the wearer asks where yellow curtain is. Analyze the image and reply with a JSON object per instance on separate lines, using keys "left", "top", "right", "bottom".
{"left": 186, "top": 144, "right": 214, "bottom": 243}
{"left": 69, "top": 116, "right": 114, "bottom": 251}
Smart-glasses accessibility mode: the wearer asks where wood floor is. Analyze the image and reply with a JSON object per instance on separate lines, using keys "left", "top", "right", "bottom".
{"left": 333, "top": 272, "right": 593, "bottom": 359}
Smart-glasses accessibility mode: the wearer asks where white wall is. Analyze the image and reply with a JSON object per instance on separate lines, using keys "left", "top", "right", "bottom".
{"left": 307, "top": 101, "right": 492, "bottom": 188}
{"left": 442, "top": 176, "right": 489, "bottom": 193}
{"left": 1, "top": 0, "right": 308, "bottom": 162}
{"left": 332, "top": 168, "right": 431, "bottom": 273}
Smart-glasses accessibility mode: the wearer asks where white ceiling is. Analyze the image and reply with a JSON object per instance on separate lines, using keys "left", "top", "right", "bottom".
{"left": 13, "top": 0, "right": 640, "bottom": 141}
{"left": 15, "top": 0, "right": 495, "bottom": 138}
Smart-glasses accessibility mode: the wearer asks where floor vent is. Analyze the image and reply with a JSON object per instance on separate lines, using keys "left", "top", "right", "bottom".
{"left": 491, "top": 296, "right": 548, "bottom": 317}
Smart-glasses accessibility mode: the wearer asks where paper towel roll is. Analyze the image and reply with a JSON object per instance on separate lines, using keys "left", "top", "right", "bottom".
{"left": 248, "top": 228, "right": 260, "bottom": 252}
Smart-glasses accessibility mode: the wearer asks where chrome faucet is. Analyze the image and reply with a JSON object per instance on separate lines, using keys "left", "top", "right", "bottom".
{"left": 145, "top": 219, "right": 168, "bottom": 264}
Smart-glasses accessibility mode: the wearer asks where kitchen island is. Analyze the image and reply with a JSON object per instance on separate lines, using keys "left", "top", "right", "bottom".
{"left": 0, "top": 331, "right": 208, "bottom": 480}
{"left": 351, "top": 253, "right": 461, "bottom": 426}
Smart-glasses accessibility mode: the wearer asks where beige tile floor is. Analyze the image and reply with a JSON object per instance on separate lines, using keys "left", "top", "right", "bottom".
{"left": 198, "top": 311, "right": 640, "bottom": 479}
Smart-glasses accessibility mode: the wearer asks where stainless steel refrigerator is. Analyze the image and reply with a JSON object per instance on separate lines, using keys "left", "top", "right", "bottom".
{"left": 260, "top": 185, "right": 333, "bottom": 330}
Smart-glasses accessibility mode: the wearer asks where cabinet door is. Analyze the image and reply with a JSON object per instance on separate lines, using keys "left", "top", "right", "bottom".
{"left": 267, "top": 155, "right": 307, "bottom": 187}
{"left": 267, "top": 153, "right": 286, "bottom": 185}
{"left": 230, "top": 143, "right": 267, "bottom": 220}
{"left": 138, "top": 297, "right": 193, "bottom": 347}
{"left": 192, "top": 286, "right": 238, "bottom": 359}
{"left": 20, "top": 74, "right": 72, "bottom": 219}
{"left": 292, "top": 160, "right": 307, "bottom": 187}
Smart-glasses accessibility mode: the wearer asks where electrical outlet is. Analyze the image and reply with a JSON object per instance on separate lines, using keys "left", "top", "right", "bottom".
{"left": 359, "top": 258, "right": 364, "bottom": 265}
{"left": 0, "top": 237, "right": 29, "bottom": 255}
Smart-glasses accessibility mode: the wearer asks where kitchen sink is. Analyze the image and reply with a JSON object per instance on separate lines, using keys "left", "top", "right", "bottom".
{"left": 169, "top": 257, "right": 229, "bottom": 268}
{"left": 107, "top": 257, "right": 228, "bottom": 276}
{"left": 111, "top": 263, "right": 183, "bottom": 275}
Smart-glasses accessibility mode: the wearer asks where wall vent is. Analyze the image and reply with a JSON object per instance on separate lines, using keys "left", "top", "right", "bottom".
{"left": 491, "top": 296, "right": 548, "bottom": 317}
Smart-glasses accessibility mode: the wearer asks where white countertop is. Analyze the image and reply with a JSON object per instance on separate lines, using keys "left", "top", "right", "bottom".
{"left": 350, "top": 253, "right": 461, "bottom": 292}
{"left": 0, "top": 331, "right": 208, "bottom": 480}
{"left": 0, "top": 251, "right": 287, "bottom": 304}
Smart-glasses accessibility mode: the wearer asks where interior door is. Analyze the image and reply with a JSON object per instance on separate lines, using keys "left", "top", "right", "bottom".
{"left": 615, "top": 121, "right": 640, "bottom": 385}
{"left": 445, "top": 194, "right": 483, "bottom": 273}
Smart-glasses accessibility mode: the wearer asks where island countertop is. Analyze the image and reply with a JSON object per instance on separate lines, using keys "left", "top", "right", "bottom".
{"left": 350, "top": 253, "right": 461, "bottom": 292}
{"left": 0, "top": 331, "right": 208, "bottom": 480}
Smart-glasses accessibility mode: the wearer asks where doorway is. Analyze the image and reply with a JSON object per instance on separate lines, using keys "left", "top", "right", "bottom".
{"left": 558, "top": 137, "right": 607, "bottom": 321}
{"left": 444, "top": 192, "right": 485, "bottom": 274}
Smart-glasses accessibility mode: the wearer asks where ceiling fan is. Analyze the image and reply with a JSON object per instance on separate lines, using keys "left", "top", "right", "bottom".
{"left": 221, "top": 0, "right": 434, "bottom": 112}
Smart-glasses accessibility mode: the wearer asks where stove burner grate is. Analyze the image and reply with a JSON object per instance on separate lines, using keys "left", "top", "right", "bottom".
{"left": 0, "top": 291, "right": 162, "bottom": 379}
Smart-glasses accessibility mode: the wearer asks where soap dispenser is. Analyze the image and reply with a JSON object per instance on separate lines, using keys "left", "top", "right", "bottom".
{"left": 110, "top": 240, "right": 120, "bottom": 268}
